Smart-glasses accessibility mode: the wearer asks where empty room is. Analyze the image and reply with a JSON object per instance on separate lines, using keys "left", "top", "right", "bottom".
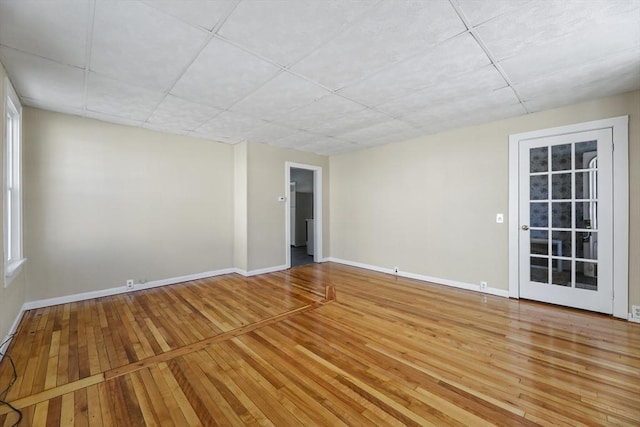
{"left": 0, "top": 0, "right": 639, "bottom": 425}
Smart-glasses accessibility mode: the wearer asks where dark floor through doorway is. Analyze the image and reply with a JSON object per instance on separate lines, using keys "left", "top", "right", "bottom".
{"left": 291, "top": 245, "right": 314, "bottom": 267}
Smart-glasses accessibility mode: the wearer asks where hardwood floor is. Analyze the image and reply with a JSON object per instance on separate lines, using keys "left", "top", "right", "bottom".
{"left": 1, "top": 263, "right": 638, "bottom": 426}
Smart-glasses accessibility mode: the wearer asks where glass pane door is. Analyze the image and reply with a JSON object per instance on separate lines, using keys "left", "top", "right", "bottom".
{"left": 519, "top": 129, "right": 613, "bottom": 314}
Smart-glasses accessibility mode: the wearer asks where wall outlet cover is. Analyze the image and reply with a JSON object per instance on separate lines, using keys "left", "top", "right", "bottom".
{"left": 632, "top": 305, "right": 640, "bottom": 318}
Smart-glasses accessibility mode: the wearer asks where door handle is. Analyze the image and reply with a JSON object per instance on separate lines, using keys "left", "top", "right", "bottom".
{"left": 521, "top": 225, "right": 529, "bottom": 230}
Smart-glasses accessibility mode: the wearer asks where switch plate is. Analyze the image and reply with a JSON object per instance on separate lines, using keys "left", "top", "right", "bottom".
{"left": 496, "top": 213, "right": 504, "bottom": 223}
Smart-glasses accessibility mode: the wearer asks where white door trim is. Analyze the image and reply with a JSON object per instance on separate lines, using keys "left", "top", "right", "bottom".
{"left": 508, "top": 116, "right": 629, "bottom": 319}
{"left": 285, "top": 162, "right": 323, "bottom": 268}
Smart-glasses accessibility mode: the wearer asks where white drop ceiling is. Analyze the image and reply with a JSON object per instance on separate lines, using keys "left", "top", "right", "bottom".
{"left": 0, "top": 0, "right": 638, "bottom": 155}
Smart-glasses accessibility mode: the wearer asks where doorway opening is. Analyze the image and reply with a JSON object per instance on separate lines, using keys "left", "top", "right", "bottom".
{"left": 285, "top": 163, "right": 322, "bottom": 269}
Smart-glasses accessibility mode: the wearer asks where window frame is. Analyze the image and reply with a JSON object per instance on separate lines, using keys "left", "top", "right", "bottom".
{"left": 4, "top": 77, "right": 25, "bottom": 287}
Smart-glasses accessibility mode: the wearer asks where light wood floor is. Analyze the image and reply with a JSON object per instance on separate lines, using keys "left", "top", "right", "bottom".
{"left": 1, "top": 263, "right": 638, "bottom": 426}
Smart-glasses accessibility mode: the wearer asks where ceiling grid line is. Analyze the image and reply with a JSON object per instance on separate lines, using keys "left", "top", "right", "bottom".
{"left": 140, "top": 0, "right": 244, "bottom": 126}
{"left": 81, "top": 0, "right": 97, "bottom": 115}
{"left": 448, "top": 0, "right": 530, "bottom": 114}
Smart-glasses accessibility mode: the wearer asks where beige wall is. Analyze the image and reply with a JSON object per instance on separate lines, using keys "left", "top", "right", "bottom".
{"left": 0, "top": 64, "right": 27, "bottom": 343}
{"left": 331, "top": 90, "right": 640, "bottom": 311}
{"left": 233, "top": 142, "right": 248, "bottom": 271}
{"left": 246, "top": 142, "right": 329, "bottom": 271}
{"left": 23, "top": 108, "right": 234, "bottom": 301}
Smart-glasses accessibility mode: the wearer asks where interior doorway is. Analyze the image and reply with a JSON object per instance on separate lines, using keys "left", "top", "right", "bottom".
{"left": 290, "top": 168, "right": 314, "bottom": 267}
{"left": 285, "top": 163, "right": 323, "bottom": 269}
{"left": 508, "top": 116, "right": 629, "bottom": 319}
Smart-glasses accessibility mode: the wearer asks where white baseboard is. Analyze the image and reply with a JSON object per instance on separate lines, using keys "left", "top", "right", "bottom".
{"left": 0, "top": 307, "right": 26, "bottom": 358}
{"left": 325, "top": 257, "right": 510, "bottom": 298}
{"left": 22, "top": 267, "right": 237, "bottom": 311}
{"left": 233, "top": 264, "right": 288, "bottom": 277}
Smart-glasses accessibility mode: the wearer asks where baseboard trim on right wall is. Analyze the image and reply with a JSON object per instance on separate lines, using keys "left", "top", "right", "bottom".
{"left": 325, "top": 257, "right": 510, "bottom": 298}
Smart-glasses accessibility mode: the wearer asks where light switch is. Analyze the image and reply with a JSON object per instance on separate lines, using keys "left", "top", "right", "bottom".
{"left": 496, "top": 213, "right": 504, "bottom": 223}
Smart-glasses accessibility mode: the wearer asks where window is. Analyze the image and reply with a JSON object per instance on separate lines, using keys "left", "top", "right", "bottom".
{"left": 4, "top": 78, "right": 24, "bottom": 286}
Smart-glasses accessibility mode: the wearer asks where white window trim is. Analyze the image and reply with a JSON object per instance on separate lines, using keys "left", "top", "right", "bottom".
{"left": 4, "top": 78, "right": 25, "bottom": 287}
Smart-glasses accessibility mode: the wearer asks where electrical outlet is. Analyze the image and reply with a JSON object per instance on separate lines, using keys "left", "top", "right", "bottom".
{"left": 480, "top": 281, "right": 488, "bottom": 291}
{"left": 126, "top": 279, "right": 134, "bottom": 290}
{"left": 632, "top": 305, "right": 640, "bottom": 319}
{"left": 393, "top": 267, "right": 399, "bottom": 274}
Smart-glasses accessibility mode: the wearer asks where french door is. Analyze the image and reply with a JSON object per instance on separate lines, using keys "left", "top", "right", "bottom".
{"left": 518, "top": 129, "right": 613, "bottom": 314}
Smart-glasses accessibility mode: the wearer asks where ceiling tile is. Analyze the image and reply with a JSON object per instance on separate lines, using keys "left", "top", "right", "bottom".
{"left": 146, "top": 95, "right": 223, "bottom": 132}
{"left": 298, "top": 136, "right": 357, "bottom": 154}
{"left": 400, "top": 86, "right": 522, "bottom": 126}
{"left": 142, "top": 122, "right": 190, "bottom": 136}
{"left": 0, "top": 0, "right": 89, "bottom": 67}
{"left": 271, "top": 94, "right": 366, "bottom": 130}
{"left": 456, "top": 0, "right": 533, "bottom": 27}
{"left": 188, "top": 131, "right": 242, "bottom": 145}
{"left": 0, "top": 47, "right": 85, "bottom": 108}
{"left": 338, "top": 33, "right": 490, "bottom": 106}
{"left": 306, "top": 108, "right": 392, "bottom": 136}
{"left": 476, "top": 0, "right": 640, "bottom": 61}
{"left": 524, "top": 70, "right": 640, "bottom": 113}
{"left": 142, "top": 0, "right": 236, "bottom": 31}
{"left": 246, "top": 121, "right": 298, "bottom": 144}
{"left": 266, "top": 131, "right": 325, "bottom": 149}
{"left": 498, "top": 23, "right": 640, "bottom": 84}
{"left": 218, "top": 0, "right": 373, "bottom": 66}
{"left": 84, "top": 110, "right": 144, "bottom": 127}
{"left": 515, "top": 48, "right": 640, "bottom": 101}
{"left": 292, "top": 0, "right": 465, "bottom": 90}
{"left": 194, "top": 111, "right": 269, "bottom": 141}
{"left": 338, "top": 119, "right": 415, "bottom": 144}
{"left": 375, "top": 65, "right": 506, "bottom": 118}
{"left": 87, "top": 73, "right": 165, "bottom": 121}
{"left": 21, "top": 97, "right": 85, "bottom": 118}
{"left": 171, "top": 38, "right": 280, "bottom": 109}
{"left": 440, "top": 102, "right": 527, "bottom": 129}
{"left": 229, "top": 71, "right": 328, "bottom": 121}
{"left": 91, "top": 0, "right": 209, "bottom": 91}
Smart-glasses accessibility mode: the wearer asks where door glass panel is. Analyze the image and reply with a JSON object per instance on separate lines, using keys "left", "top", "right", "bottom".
{"left": 551, "top": 258, "right": 571, "bottom": 286}
{"left": 530, "top": 203, "right": 548, "bottom": 227}
{"left": 576, "top": 231, "right": 597, "bottom": 260}
{"left": 530, "top": 146, "right": 548, "bottom": 173}
{"left": 552, "top": 202, "right": 571, "bottom": 228}
{"left": 552, "top": 173, "right": 571, "bottom": 200}
{"left": 530, "top": 257, "right": 548, "bottom": 283}
{"left": 576, "top": 261, "right": 597, "bottom": 290}
{"left": 576, "top": 202, "right": 597, "bottom": 229}
{"left": 575, "top": 140, "right": 597, "bottom": 169}
{"left": 575, "top": 171, "right": 598, "bottom": 199}
{"left": 551, "top": 231, "right": 571, "bottom": 257}
{"left": 552, "top": 144, "right": 571, "bottom": 171}
{"left": 530, "top": 175, "right": 548, "bottom": 200}
{"left": 530, "top": 230, "right": 548, "bottom": 255}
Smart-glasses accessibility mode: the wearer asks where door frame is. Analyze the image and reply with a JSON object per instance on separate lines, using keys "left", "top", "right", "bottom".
{"left": 508, "top": 116, "right": 629, "bottom": 319}
{"left": 285, "top": 162, "right": 323, "bottom": 268}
